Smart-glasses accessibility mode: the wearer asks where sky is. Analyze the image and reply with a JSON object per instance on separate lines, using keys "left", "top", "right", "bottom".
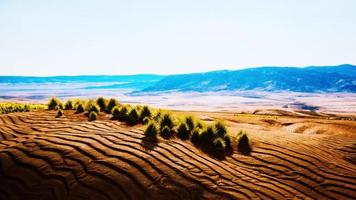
{"left": 0, "top": 0, "right": 355, "bottom": 76}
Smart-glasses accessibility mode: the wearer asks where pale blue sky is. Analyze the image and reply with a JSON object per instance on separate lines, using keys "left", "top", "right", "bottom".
{"left": 0, "top": 0, "right": 355, "bottom": 76}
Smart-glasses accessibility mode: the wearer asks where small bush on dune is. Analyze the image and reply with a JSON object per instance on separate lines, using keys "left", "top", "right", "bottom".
{"left": 89, "top": 111, "right": 97, "bottom": 121}
{"left": 177, "top": 122, "right": 190, "bottom": 140}
{"left": 160, "top": 125, "right": 172, "bottom": 138}
{"left": 64, "top": 99, "right": 74, "bottom": 110}
{"left": 48, "top": 97, "right": 63, "bottom": 110}
{"left": 88, "top": 104, "right": 100, "bottom": 114}
{"left": 185, "top": 116, "right": 196, "bottom": 131}
{"left": 199, "top": 125, "right": 215, "bottom": 145}
{"left": 190, "top": 128, "right": 201, "bottom": 144}
{"left": 127, "top": 108, "right": 139, "bottom": 125}
{"left": 55, "top": 105, "right": 63, "bottom": 111}
{"left": 0, "top": 102, "right": 45, "bottom": 114}
{"left": 106, "top": 98, "right": 119, "bottom": 113}
{"left": 160, "top": 113, "right": 175, "bottom": 129}
{"left": 153, "top": 110, "right": 164, "bottom": 122}
{"left": 85, "top": 99, "right": 96, "bottom": 111}
{"left": 118, "top": 106, "right": 128, "bottom": 121}
{"left": 76, "top": 103, "right": 85, "bottom": 113}
{"left": 237, "top": 131, "right": 251, "bottom": 155}
{"left": 142, "top": 117, "right": 150, "bottom": 125}
{"left": 213, "top": 138, "right": 226, "bottom": 152}
{"left": 214, "top": 121, "right": 228, "bottom": 137}
{"left": 96, "top": 97, "right": 107, "bottom": 112}
{"left": 56, "top": 109, "right": 63, "bottom": 118}
{"left": 111, "top": 106, "right": 120, "bottom": 119}
{"left": 140, "top": 106, "right": 152, "bottom": 122}
{"left": 223, "top": 134, "right": 231, "bottom": 148}
{"left": 144, "top": 122, "right": 158, "bottom": 138}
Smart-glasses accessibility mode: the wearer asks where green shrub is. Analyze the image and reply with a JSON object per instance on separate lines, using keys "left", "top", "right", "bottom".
{"left": 160, "top": 113, "right": 175, "bottom": 129}
{"left": 127, "top": 108, "right": 139, "bottom": 125}
{"left": 142, "top": 117, "right": 150, "bottom": 125}
{"left": 111, "top": 106, "right": 120, "bottom": 119}
{"left": 88, "top": 104, "right": 100, "bottom": 113}
{"left": 96, "top": 97, "right": 107, "bottom": 112}
{"left": 48, "top": 97, "right": 62, "bottom": 110}
{"left": 140, "top": 106, "right": 152, "bottom": 122}
{"left": 213, "top": 138, "right": 226, "bottom": 152}
{"left": 160, "top": 125, "right": 172, "bottom": 138}
{"left": 153, "top": 110, "right": 163, "bottom": 122}
{"left": 199, "top": 125, "right": 215, "bottom": 145}
{"left": 177, "top": 122, "right": 190, "bottom": 140}
{"left": 55, "top": 105, "right": 62, "bottom": 111}
{"left": 76, "top": 103, "right": 85, "bottom": 113}
{"left": 85, "top": 99, "right": 96, "bottom": 111}
{"left": 144, "top": 122, "right": 158, "bottom": 138}
{"left": 190, "top": 128, "right": 201, "bottom": 144}
{"left": 64, "top": 99, "right": 74, "bottom": 110}
{"left": 214, "top": 121, "right": 228, "bottom": 137}
{"left": 0, "top": 103, "right": 48, "bottom": 114}
{"left": 185, "top": 116, "right": 196, "bottom": 131}
{"left": 118, "top": 106, "right": 128, "bottom": 121}
{"left": 89, "top": 111, "right": 97, "bottom": 121}
{"left": 237, "top": 131, "right": 251, "bottom": 154}
{"left": 106, "top": 98, "right": 119, "bottom": 113}
{"left": 56, "top": 109, "right": 63, "bottom": 118}
{"left": 223, "top": 134, "right": 231, "bottom": 148}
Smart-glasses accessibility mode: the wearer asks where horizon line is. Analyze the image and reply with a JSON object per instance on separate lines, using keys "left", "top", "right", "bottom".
{"left": 0, "top": 63, "right": 353, "bottom": 77}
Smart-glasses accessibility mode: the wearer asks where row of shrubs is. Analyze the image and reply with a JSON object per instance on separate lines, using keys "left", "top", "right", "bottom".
{"left": 144, "top": 112, "right": 250, "bottom": 155}
{"left": 0, "top": 102, "right": 46, "bottom": 114}
{"left": 48, "top": 96, "right": 251, "bottom": 156}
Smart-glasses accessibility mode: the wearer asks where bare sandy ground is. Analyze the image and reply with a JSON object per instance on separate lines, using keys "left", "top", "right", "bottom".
{"left": 0, "top": 109, "right": 355, "bottom": 199}
{"left": 3, "top": 90, "right": 356, "bottom": 115}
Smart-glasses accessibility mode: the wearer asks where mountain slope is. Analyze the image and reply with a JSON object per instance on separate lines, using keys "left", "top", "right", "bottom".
{"left": 142, "top": 64, "right": 356, "bottom": 92}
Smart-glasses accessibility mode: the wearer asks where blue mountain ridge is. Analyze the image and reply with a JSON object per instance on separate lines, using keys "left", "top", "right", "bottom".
{"left": 142, "top": 64, "right": 356, "bottom": 93}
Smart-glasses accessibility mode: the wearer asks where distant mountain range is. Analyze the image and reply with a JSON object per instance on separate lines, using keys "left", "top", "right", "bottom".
{"left": 142, "top": 64, "right": 356, "bottom": 93}
{"left": 1, "top": 64, "right": 355, "bottom": 93}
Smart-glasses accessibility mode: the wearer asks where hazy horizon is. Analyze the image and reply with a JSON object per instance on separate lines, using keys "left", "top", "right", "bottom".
{"left": 1, "top": 0, "right": 356, "bottom": 76}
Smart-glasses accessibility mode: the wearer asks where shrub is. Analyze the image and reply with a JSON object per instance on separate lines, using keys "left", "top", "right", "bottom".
{"left": 106, "top": 98, "right": 119, "bottom": 113}
{"left": 111, "top": 106, "right": 120, "bottom": 119}
{"left": 64, "top": 99, "right": 74, "bottom": 110}
{"left": 153, "top": 110, "right": 163, "bottom": 122}
{"left": 144, "top": 122, "right": 158, "bottom": 138}
{"left": 55, "top": 105, "right": 62, "bottom": 111}
{"left": 213, "top": 138, "right": 226, "bottom": 152}
{"left": 237, "top": 131, "right": 251, "bottom": 155}
{"left": 118, "top": 106, "right": 128, "bottom": 121}
{"left": 190, "top": 128, "right": 201, "bottom": 144}
{"left": 160, "top": 113, "right": 175, "bottom": 129}
{"left": 56, "top": 109, "right": 63, "bottom": 118}
{"left": 89, "top": 111, "right": 97, "bottom": 121}
{"left": 223, "top": 134, "right": 232, "bottom": 148}
{"left": 127, "top": 108, "right": 139, "bottom": 125}
{"left": 88, "top": 104, "right": 100, "bottom": 114}
{"left": 0, "top": 103, "right": 48, "bottom": 114}
{"left": 85, "top": 99, "right": 96, "bottom": 111}
{"left": 96, "top": 97, "right": 107, "bottom": 112}
{"left": 76, "top": 103, "right": 85, "bottom": 113}
{"left": 140, "top": 106, "right": 152, "bottom": 122}
{"left": 177, "top": 122, "right": 190, "bottom": 140}
{"left": 185, "top": 116, "right": 196, "bottom": 131}
{"left": 196, "top": 121, "right": 204, "bottom": 129}
{"left": 199, "top": 125, "right": 215, "bottom": 145}
{"left": 160, "top": 125, "right": 172, "bottom": 138}
{"left": 214, "top": 121, "right": 228, "bottom": 137}
{"left": 142, "top": 117, "right": 150, "bottom": 125}
{"left": 48, "top": 97, "right": 62, "bottom": 110}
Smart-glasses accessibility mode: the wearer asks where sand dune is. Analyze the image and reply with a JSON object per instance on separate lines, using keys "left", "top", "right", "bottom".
{"left": 0, "top": 110, "right": 355, "bottom": 199}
